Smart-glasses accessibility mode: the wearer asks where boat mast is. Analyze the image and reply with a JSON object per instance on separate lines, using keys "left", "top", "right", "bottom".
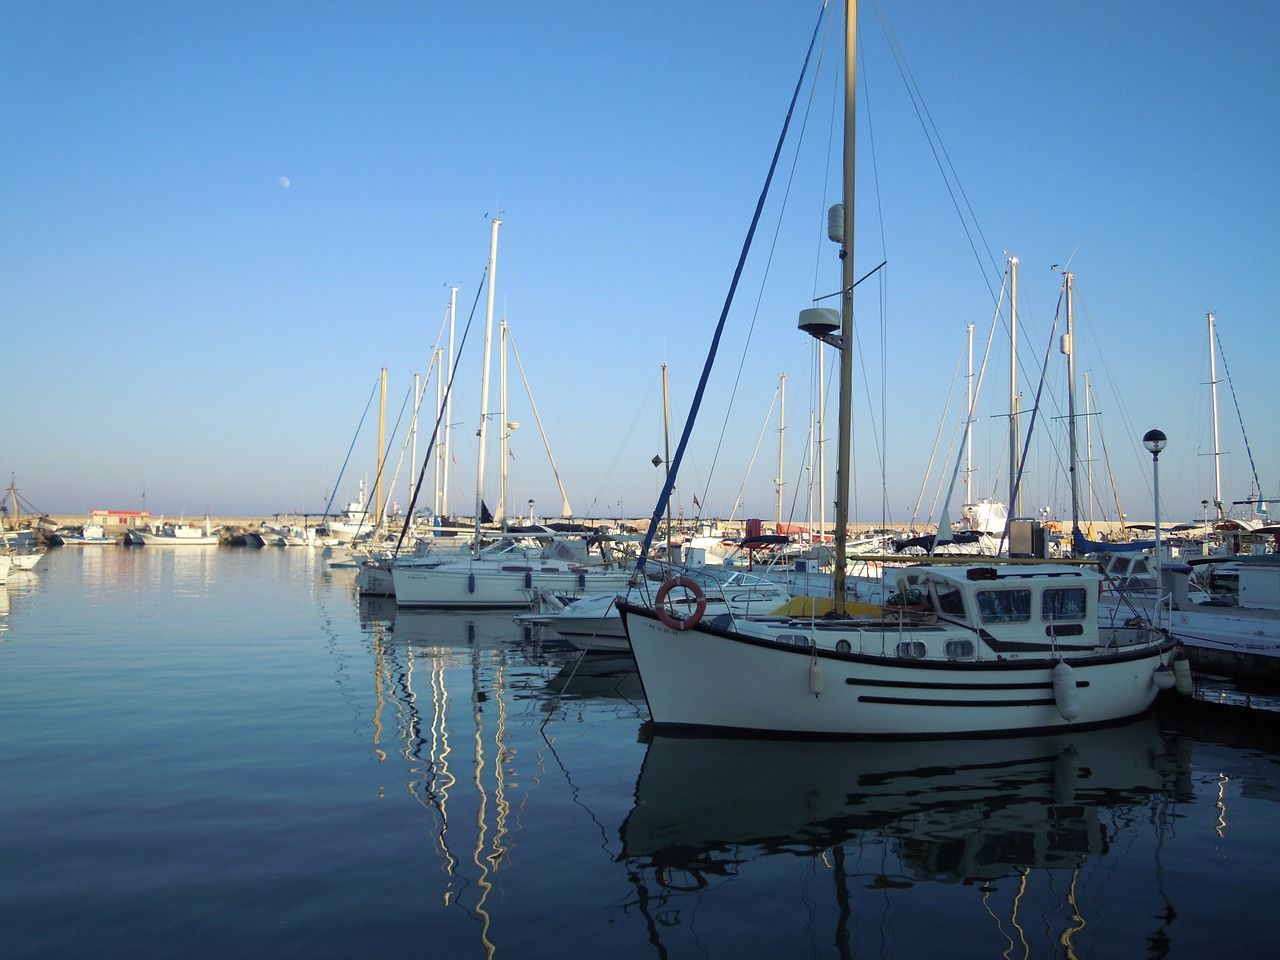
{"left": 1208, "top": 311, "right": 1224, "bottom": 519}
{"left": 1008, "top": 256, "right": 1020, "bottom": 518}
{"left": 474, "top": 217, "right": 500, "bottom": 554}
{"left": 776, "top": 373, "right": 786, "bottom": 527}
{"left": 1063, "top": 273, "right": 1080, "bottom": 548}
{"left": 443, "top": 285, "right": 458, "bottom": 520}
{"left": 499, "top": 318, "right": 509, "bottom": 530}
{"left": 662, "top": 364, "right": 672, "bottom": 542}
{"left": 377, "top": 366, "right": 386, "bottom": 528}
{"left": 831, "top": 0, "right": 857, "bottom": 613}
{"left": 965, "top": 322, "right": 974, "bottom": 502}
{"left": 1084, "top": 370, "right": 1094, "bottom": 536}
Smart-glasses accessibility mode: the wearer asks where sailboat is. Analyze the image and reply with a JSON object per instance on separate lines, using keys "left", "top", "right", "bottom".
{"left": 390, "top": 217, "right": 633, "bottom": 608}
{"left": 617, "top": 0, "right": 1177, "bottom": 738}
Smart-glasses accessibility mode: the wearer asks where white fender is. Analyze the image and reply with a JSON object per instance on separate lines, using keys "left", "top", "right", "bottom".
{"left": 1152, "top": 662, "right": 1176, "bottom": 690}
{"left": 809, "top": 661, "right": 824, "bottom": 698}
{"left": 1173, "top": 649, "right": 1193, "bottom": 696}
{"left": 1053, "top": 661, "right": 1080, "bottom": 721}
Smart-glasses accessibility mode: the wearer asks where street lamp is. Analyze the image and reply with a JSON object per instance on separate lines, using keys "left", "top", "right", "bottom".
{"left": 1143, "top": 429, "right": 1167, "bottom": 582}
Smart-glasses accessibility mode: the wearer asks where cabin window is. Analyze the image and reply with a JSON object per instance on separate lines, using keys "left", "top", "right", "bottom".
{"left": 896, "top": 641, "right": 927, "bottom": 659}
{"left": 935, "top": 584, "right": 966, "bottom": 617}
{"left": 945, "top": 639, "right": 975, "bottom": 659}
{"left": 1042, "top": 587, "right": 1087, "bottom": 621}
{"left": 976, "top": 589, "right": 1031, "bottom": 624}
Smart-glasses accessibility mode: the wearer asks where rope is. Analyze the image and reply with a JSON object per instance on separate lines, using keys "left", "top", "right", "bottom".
{"left": 635, "top": 1, "right": 831, "bottom": 576}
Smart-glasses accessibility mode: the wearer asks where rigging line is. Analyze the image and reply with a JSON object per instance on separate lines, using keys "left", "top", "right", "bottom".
{"left": 1213, "top": 322, "right": 1263, "bottom": 499}
{"left": 323, "top": 378, "right": 380, "bottom": 519}
{"left": 634, "top": 0, "right": 831, "bottom": 575}
{"left": 698, "top": 2, "right": 837, "bottom": 513}
{"left": 727, "top": 387, "right": 780, "bottom": 524}
{"left": 909, "top": 330, "right": 965, "bottom": 527}
{"left": 392, "top": 273, "right": 490, "bottom": 554}
{"left": 1004, "top": 284, "right": 1065, "bottom": 546}
{"left": 869, "top": 0, "right": 1004, "bottom": 299}
{"left": 506, "top": 325, "right": 574, "bottom": 516}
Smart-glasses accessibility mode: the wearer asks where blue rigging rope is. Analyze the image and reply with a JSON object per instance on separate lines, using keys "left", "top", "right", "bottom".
{"left": 635, "top": 1, "right": 831, "bottom": 576}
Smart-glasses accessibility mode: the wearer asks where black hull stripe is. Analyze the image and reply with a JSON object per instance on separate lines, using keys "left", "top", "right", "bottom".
{"left": 859, "top": 695, "right": 1061, "bottom": 708}
{"left": 846, "top": 677, "right": 1088, "bottom": 691}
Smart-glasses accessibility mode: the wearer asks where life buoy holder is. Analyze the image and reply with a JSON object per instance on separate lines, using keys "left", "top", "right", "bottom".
{"left": 654, "top": 577, "right": 707, "bottom": 630}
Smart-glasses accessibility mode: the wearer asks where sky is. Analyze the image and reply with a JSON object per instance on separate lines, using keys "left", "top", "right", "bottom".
{"left": 4, "top": 1, "right": 1277, "bottom": 529}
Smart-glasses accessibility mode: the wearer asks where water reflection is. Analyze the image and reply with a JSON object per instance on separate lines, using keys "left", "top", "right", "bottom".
{"left": 619, "top": 719, "right": 1192, "bottom": 957}
{"left": 362, "top": 606, "right": 573, "bottom": 959}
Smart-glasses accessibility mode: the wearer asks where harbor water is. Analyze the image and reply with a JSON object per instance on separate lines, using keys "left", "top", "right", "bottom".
{"left": 3, "top": 547, "right": 1277, "bottom": 959}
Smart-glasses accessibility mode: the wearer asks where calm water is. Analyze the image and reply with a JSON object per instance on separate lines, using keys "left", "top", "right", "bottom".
{"left": 3, "top": 548, "right": 1278, "bottom": 959}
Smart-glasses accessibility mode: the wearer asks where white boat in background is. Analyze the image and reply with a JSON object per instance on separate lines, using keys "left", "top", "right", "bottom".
{"left": 0, "top": 554, "right": 10, "bottom": 583}
{"left": 1102, "top": 556, "right": 1280, "bottom": 684}
{"left": 50, "top": 523, "right": 116, "bottom": 546}
{"left": 125, "top": 518, "right": 220, "bottom": 545}
{"left": 392, "top": 527, "right": 633, "bottom": 609}
{"left": 617, "top": 0, "right": 1178, "bottom": 739}
{"left": 318, "top": 481, "right": 374, "bottom": 540}
{"left": 517, "top": 567, "right": 794, "bottom": 652}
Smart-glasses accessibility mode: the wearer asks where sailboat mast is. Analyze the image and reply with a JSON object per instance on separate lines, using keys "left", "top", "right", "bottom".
{"left": 377, "top": 367, "right": 386, "bottom": 527}
{"left": 499, "top": 318, "right": 509, "bottom": 529}
{"left": 965, "top": 322, "right": 974, "bottom": 498}
{"left": 662, "top": 364, "right": 672, "bottom": 541}
{"left": 474, "top": 217, "right": 501, "bottom": 553}
{"left": 776, "top": 373, "right": 786, "bottom": 527}
{"left": 1063, "top": 273, "right": 1080, "bottom": 547}
{"left": 443, "top": 285, "right": 458, "bottom": 519}
{"left": 1008, "top": 256, "right": 1020, "bottom": 517}
{"left": 832, "top": 0, "right": 858, "bottom": 613}
{"left": 1208, "top": 311, "right": 1223, "bottom": 519}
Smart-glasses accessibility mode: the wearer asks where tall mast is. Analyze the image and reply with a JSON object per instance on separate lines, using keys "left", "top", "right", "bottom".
{"left": 1208, "top": 311, "right": 1223, "bottom": 519}
{"left": 831, "top": 0, "right": 858, "bottom": 613}
{"left": 965, "top": 322, "right": 974, "bottom": 501}
{"left": 443, "top": 285, "right": 458, "bottom": 519}
{"left": 776, "top": 373, "right": 786, "bottom": 527}
{"left": 1084, "top": 370, "right": 1094, "bottom": 534}
{"left": 376, "top": 367, "right": 386, "bottom": 527}
{"left": 473, "top": 217, "right": 500, "bottom": 554}
{"left": 661, "top": 363, "right": 672, "bottom": 541}
{"left": 412, "top": 371, "right": 420, "bottom": 517}
{"left": 1063, "top": 273, "right": 1080, "bottom": 547}
{"left": 499, "top": 318, "right": 509, "bottom": 529}
{"left": 1008, "top": 256, "right": 1020, "bottom": 517}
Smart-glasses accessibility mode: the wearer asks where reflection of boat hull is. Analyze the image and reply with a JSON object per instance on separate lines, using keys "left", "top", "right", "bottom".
{"left": 620, "top": 718, "right": 1182, "bottom": 883}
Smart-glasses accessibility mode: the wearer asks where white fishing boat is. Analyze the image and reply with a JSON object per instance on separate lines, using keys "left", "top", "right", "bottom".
{"left": 50, "top": 523, "right": 116, "bottom": 546}
{"left": 617, "top": 0, "right": 1177, "bottom": 739}
{"left": 125, "top": 518, "right": 220, "bottom": 545}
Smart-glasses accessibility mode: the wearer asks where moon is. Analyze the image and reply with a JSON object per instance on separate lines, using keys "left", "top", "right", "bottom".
{"left": 279, "top": 176, "right": 291, "bottom": 189}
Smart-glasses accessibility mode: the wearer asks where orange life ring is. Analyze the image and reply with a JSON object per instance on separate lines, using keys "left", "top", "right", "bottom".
{"left": 654, "top": 576, "right": 707, "bottom": 630}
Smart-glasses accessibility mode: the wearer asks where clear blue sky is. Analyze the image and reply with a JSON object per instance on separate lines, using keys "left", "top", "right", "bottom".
{"left": 4, "top": 1, "right": 1276, "bottom": 528}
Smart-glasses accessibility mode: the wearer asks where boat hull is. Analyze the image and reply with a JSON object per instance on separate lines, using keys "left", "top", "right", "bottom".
{"left": 393, "top": 562, "right": 632, "bottom": 609}
{"left": 618, "top": 602, "right": 1175, "bottom": 739}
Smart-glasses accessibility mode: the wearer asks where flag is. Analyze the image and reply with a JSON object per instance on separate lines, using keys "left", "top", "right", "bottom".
{"left": 693, "top": 495, "right": 700, "bottom": 508}
{"left": 508, "top": 448, "right": 515, "bottom": 459}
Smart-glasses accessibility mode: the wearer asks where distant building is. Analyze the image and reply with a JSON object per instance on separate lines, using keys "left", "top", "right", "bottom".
{"left": 89, "top": 509, "right": 151, "bottom": 533}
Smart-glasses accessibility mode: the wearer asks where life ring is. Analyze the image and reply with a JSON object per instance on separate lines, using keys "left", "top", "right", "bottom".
{"left": 654, "top": 577, "right": 707, "bottom": 630}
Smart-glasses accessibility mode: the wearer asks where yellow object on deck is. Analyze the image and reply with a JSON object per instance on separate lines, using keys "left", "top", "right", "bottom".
{"left": 770, "top": 596, "right": 885, "bottom": 618}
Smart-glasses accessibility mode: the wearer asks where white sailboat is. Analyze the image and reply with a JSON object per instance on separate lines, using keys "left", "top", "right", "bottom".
{"left": 617, "top": 0, "right": 1177, "bottom": 738}
{"left": 390, "top": 217, "right": 632, "bottom": 608}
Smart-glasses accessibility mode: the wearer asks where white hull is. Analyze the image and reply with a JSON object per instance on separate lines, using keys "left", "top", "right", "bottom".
{"left": 7, "top": 552, "right": 44, "bottom": 570}
{"left": 619, "top": 603, "right": 1173, "bottom": 738}
{"left": 0, "top": 555, "right": 9, "bottom": 583}
{"left": 129, "top": 531, "right": 220, "bottom": 545}
{"left": 393, "top": 560, "right": 632, "bottom": 609}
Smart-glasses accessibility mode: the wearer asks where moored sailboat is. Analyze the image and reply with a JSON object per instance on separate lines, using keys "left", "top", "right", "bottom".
{"left": 617, "top": 0, "right": 1176, "bottom": 739}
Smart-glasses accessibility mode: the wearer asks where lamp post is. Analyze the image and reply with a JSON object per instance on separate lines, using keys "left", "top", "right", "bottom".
{"left": 1201, "top": 499, "right": 1210, "bottom": 548}
{"left": 1143, "top": 429, "right": 1167, "bottom": 582}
